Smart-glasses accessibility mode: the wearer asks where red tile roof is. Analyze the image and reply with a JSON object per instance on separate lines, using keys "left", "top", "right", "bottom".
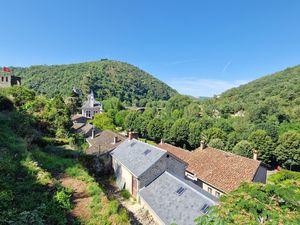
{"left": 157, "top": 143, "right": 261, "bottom": 193}
{"left": 156, "top": 143, "right": 191, "bottom": 161}
{"left": 187, "top": 147, "right": 261, "bottom": 193}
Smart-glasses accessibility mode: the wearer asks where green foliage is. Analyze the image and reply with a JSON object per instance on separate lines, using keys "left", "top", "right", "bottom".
{"left": 102, "top": 97, "right": 123, "bottom": 111}
{"left": 124, "top": 111, "right": 140, "bottom": 131}
{"left": 14, "top": 60, "right": 176, "bottom": 103}
{"left": 169, "top": 118, "right": 190, "bottom": 147}
{"left": 202, "top": 128, "right": 226, "bottom": 143}
{"left": 209, "top": 138, "right": 225, "bottom": 149}
{"left": 188, "top": 121, "right": 202, "bottom": 149}
{"left": 147, "top": 118, "right": 164, "bottom": 142}
{"left": 274, "top": 131, "right": 300, "bottom": 168}
{"left": 0, "top": 95, "right": 14, "bottom": 111}
{"left": 92, "top": 113, "right": 116, "bottom": 131}
{"left": 232, "top": 140, "right": 253, "bottom": 158}
{"left": 54, "top": 188, "right": 73, "bottom": 210}
{"left": 196, "top": 170, "right": 300, "bottom": 224}
{"left": 115, "top": 110, "right": 129, "bottom": 128}
{"left": 248, "top": 130, "right": 274, "bottom": 164}
{"left": 120, "top": 190, "right": 131, "bottom": 200}
{"left": 0, "top": 113, "right": 70, "bottom": 225}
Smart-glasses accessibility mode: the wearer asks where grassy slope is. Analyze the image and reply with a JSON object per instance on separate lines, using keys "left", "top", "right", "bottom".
{"left": 0, "top": 111, "right": 130, "bottom": 225}
{"left": 11, "top": 60, "right": 177, "bottom": 101}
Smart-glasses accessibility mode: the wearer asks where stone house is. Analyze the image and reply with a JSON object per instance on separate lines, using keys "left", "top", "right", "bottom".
{"left": 0, "top": 74, "right": 21, "bottom": 88}
{"left": 139, "top": 171, "right": 217, "bottom": 225}
{"left": 110, "top": 136, "right": 219, "bottom": 225}
{"left": 81, "top": 90, "right": 103, "bottom": 118}
{"left": 85, "top": 130, "right": 126, "bottom": 174}
{"left": 110, "top": 136, "right": 187, "bottom": 197}
{"left": 157, "top": 141, "right": 267, "bottom": 197}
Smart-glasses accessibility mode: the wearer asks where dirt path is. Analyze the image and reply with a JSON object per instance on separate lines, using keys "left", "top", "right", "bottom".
{"left": 115, "top": 194, "right": 158, "bottom": 225}
{"left": 59, "top": 174, "right": 92, "bottom": 221}
{"left": 97, "top": 177, "right": 158, "bottom": 225}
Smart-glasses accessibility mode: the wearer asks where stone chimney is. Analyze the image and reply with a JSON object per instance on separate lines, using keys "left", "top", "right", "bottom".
{"left": 128, "top": 132, "right": 139, "bottom": 140}
{"left": 253, "top": 149, "right": 258, "bottom": 160}
{"left": 160, "top": 139, "right": 164, "bottom": 145}
{"left": 199, "top": 140, "right": 206, "bottom": 150}
{"left": 113, "top": 136, "right": 118, "bottom": 144}
{"left": 91, "top": 126, "right": 95, "bottom": 139}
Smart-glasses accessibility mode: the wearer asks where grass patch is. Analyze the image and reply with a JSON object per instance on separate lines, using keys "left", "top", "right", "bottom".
{"left": 120, "top": 190, "right": 131, "bottom": 200}
{"left": 139, "top": 137, "right": 156, "bottom": 145}
{"left": 32, "top": 145, "right": 130, "bottom": 225}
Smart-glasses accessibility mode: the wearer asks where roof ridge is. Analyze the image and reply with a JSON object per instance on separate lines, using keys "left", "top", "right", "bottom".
{"left": 131, "top": 139, "right": 167, "bottom": 153}
{"left": 158, "top": 142, "right": 191, "bottom": 153}
{"left": 195, "top": 146, "right": 261, "bottom": 164}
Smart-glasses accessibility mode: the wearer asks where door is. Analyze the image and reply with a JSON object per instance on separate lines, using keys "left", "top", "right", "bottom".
{"left": 132, "top": 176, "right": 138, "bottom": 197}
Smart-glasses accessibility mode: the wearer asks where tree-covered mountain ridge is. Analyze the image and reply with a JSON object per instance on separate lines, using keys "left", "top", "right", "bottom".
{"left": 214, "top": 64, "right": 300, "bottom": 116}
{"left": 11, "top": 60, "right": 177, "bottom": 104}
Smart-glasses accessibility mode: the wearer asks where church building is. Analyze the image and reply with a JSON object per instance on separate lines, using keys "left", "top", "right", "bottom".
{"left": 81, "top": 90, "right": 103, "bottom": 118}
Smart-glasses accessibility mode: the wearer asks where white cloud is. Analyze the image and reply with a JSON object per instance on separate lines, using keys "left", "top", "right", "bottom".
{"left": 166, "top": 77, "right": 249, "bottom": 97}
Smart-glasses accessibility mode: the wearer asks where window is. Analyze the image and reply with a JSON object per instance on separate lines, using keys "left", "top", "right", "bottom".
{"left": 200, "top": 204, "right": 209, "bottom": 214}
{"left": 176, "top": 187, "right": 186, "bottom": 196}
{"left": 207, "top": 187, "right": 212, "bottom": 194}
{"left": 143, "top": 149, "right": 151, "bottom": 155}
{"left": 1, "top": 77, "right": 3, "bottom": 82}
{"left": 85, "top": 111, "right": 91, "bottom": 118}
{"left": 5, "top": 77, "right": 8, "bottom": 82}
{"left": 215, "top": 191, "right": 221, "bottom": 198}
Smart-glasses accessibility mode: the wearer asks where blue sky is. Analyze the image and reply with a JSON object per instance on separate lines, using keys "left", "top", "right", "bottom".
{"left": 1, "top": 0, "right": 300, "bottom": 97}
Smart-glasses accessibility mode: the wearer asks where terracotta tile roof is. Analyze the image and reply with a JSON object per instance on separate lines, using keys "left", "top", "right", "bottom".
{"left": 86, "top": 131, "right": 126, "bottom": 155}
{"left": 187, "top": 147, "right": 261, "bottom": 193}
{"left": 156, "top": 142, "right": 191, "bottom": 161}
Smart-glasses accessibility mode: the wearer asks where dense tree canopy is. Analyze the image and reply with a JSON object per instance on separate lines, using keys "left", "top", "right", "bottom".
{"left": 13, "top": 60, "right": 177, "bottom": 103}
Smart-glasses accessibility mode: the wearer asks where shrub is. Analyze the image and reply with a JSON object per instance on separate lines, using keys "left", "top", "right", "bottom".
{"left": 54, "top": 188, "right": 73, "bottom": 210}
{"left": 120, "top": 190, "right": 131, "bottom": 200}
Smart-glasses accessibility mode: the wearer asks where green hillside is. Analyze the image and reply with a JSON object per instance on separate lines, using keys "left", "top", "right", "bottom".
{"left": 214, "top": 65, "right": 300, "bottom": 119}
{"left": 11, "top": 60, "right": 177, "bottom": 103}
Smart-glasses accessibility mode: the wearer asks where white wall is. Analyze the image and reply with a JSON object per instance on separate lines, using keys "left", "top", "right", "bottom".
{"left": 112, "top": 158, "right": 133, "bottom": 194}
{"left": 202, "top": 182, "right": 224, "bottom": 198}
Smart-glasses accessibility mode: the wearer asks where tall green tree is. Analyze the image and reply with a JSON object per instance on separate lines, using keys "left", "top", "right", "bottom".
{"left": 248, "top": 130, "right": 274, "bottom": 164}
{"left": 115, "top": 110, "right": 129, "bottom": 128}
{"left": 274, "top": 131, "right": 300, "bottom": 169}
{"left": 124, "top": 111, "right": 140, "bottom": 132}
{"left": 188, "top": 121, "right": 202, "bottom": 149}
{"left": 147, "top": 118, "right": 164, "bottom": 142}
{"left": 92, "top": 113, "right": 115, "bottom": 131}
{"left": 232, "top": 140, "right": 253, "bottom": 158}
{"left": 169, "top": 118, "right": 189, "bottom": 147}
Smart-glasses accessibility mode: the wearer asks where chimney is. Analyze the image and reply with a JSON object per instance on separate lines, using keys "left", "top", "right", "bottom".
{"left": 160, "top": 139, "right": 164, "bottom": 145}
{"left": 200, "top": 140, "right": 206, "bottom": 150}
{"left": 113, "top": 136, "right": 118, "bottom": 144}
{"left": 91, "top": 126, "right": 95, "bottom": 139}
{"left": 128, "top": 132, "right": 133, "bottom": 140}
{"left": 253, "top": 149, "right": 258, "bottom": 160}
{"left": 128, "top": 132, "right": 138, "bottom": 140}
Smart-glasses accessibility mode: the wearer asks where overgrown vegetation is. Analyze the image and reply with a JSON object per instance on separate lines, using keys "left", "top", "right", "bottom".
{"left": 0, "top": 86, "right": 129, "bottom": 224}
{"left": 195, "top": 170, "right": 300, "bottom": 224}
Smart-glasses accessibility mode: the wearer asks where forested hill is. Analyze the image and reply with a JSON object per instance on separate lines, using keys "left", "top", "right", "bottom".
{"left": 12, "top": 60, "right": 177, "bottom": 103}
{"left": 214, "top": 65, "right": 300, "bottom": 115}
